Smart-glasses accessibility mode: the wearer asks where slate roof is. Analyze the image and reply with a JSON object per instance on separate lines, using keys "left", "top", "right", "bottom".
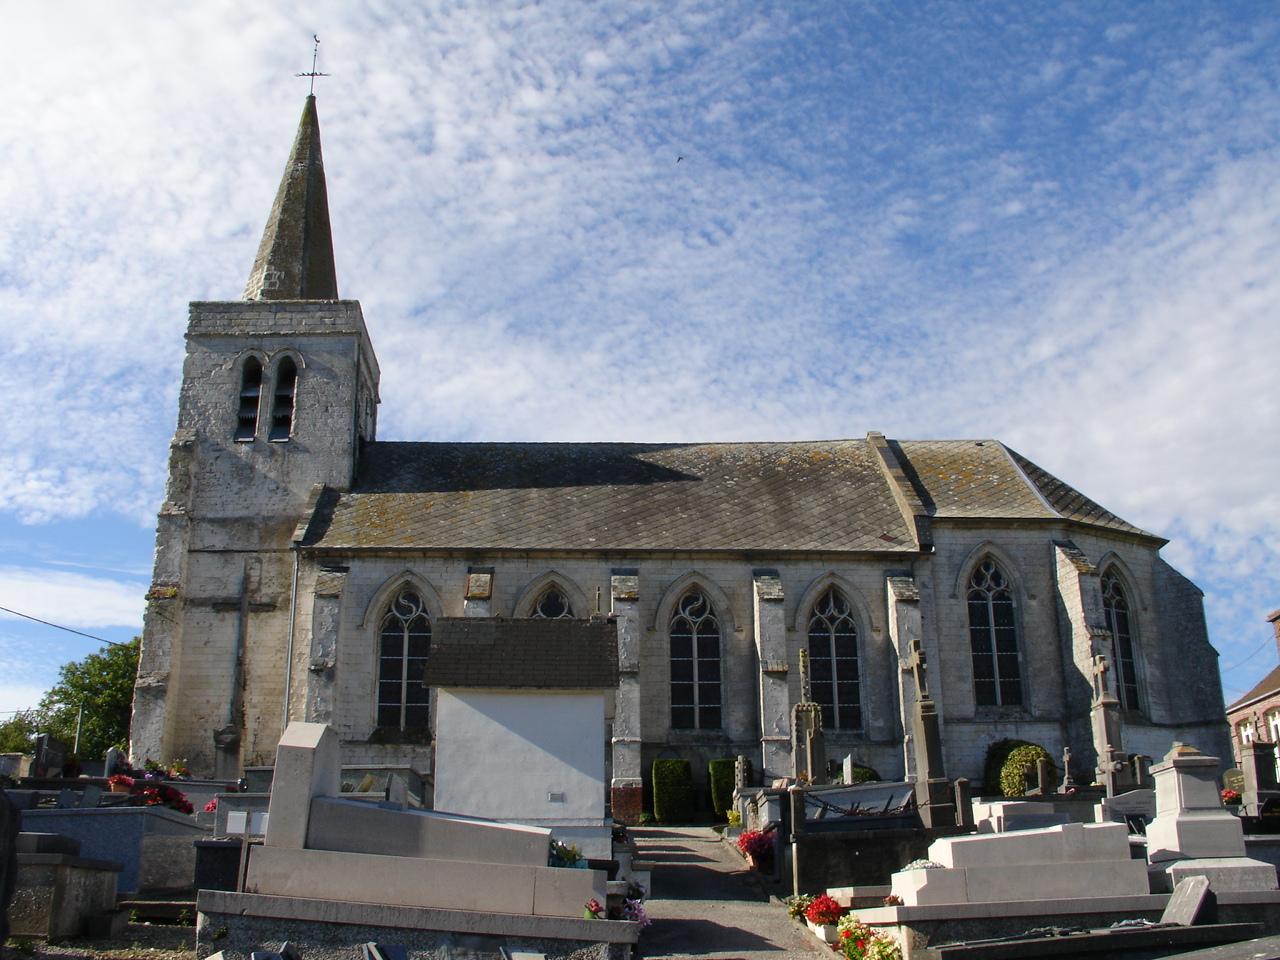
{"left": 300, "top": 437, "right": 1157, "bottom": 553}
{"left": 1226, "top": 662, "right": 1280, "bottom": 712}
{"left": 424, "top": 617, "right": 619, "bottom": 690}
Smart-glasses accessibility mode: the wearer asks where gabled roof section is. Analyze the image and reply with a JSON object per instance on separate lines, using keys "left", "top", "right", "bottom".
{"left": 303, "top": 440, "right": 915, "bottom": 554}
{"left": 1005, "top": 446, "right": 1159, "bottom": 541}
{"left": 425, "top": 618, "right": 619, "bottom": 690}
{"left": 243, "top": 96, "right": 339, "bottom": 300}
{"left": 298, "top": 437, "right": 1157, "bottom": 554}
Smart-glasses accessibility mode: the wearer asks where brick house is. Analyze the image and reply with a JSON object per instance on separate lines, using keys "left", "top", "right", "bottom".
{"left": 1225, "top": 609, "right": 1280, "bottom": 769}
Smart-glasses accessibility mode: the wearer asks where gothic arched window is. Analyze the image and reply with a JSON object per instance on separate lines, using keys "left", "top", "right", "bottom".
{"left": 1101, "top": 569, "right": 1141, "bottom": 711}
{"left": 807, "top": 588, "right": 862, "bottom": 730}
{"left": 531, "top": 586, "right": 573, "bottom": 619}
{"left": 669, "top": 590, "right": 721, "bottom": 730}
{"left": 967, "top": 558, "right": 1023, "bottom": 707}
{"left": 377, "top": 588, "right": 431, "bottom": 730}
{"left": 268, "top": 356, "right": 298, "bottom": 441}
{"left": 235, "top": 357, "right": 263, "bottom": 441}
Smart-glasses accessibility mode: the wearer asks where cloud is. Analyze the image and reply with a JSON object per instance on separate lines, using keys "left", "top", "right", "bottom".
{"left": 0, "top": 3, "right": 1278, "bottom": 702}
{"left": 0, "top": 567, "right": 145, "bottom": 630}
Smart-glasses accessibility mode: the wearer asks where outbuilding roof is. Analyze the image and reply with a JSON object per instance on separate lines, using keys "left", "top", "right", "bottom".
{"left": 424, "top": 617, "right": 619, "bottom": 690}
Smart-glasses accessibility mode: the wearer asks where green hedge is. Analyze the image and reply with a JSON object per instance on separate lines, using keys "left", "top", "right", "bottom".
{"left": 652, "top": 759, "right": 695, "bottom": 823}
{"left": 845, "top": 764, "right": 880, "bottom": 785}
{"left": 708, "top": 758, "right": 735, "bottom": 818}
{"left": 982, "top": 739, "right": 1034, "bottom": 795}
{"left": 1000, "top": 744, "right": 1055, "bottom": 798}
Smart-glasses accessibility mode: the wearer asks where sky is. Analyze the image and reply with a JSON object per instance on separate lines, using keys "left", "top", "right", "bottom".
{"left": 0, "top": 2, "right": 1277, "bottom": 725}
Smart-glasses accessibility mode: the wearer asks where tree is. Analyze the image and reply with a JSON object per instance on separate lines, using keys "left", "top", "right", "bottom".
{"left": 34, "top": 638, "right": 140, "bottom": 760}
{"left": 0, "top": 709, "right": 39, "bottom": 754}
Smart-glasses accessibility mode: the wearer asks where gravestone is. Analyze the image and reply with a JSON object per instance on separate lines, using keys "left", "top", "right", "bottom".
{"left": 0, "top": 787, "right": 19, "bottom": 943}
{"left": 1146, "top": 743, "right": 1278, "bottom": 892}
{"left": 1098, "top": 788, "right": 1156, "bottom": 827}
{"left": 1241, "top": 741, "right": 1280, "bottom": 817}
{"left": 905, "top": 637, "right": 955, "bottom": 828}
{"left": 1160, "top": 875, "right": 1215, "bottom": 926}
{"left": 103, "top": 747, "right": 125, "bottom": 778}
{"left": 1060, "top": 746, "right": 1076, "bottom": 793}
{"left": 363, "top": 945, "right": 408, "bottom": 960}
{"left": 790, "top": 651, "right": 826, "bottom": 784}
{"left": 32, "top": 734, "right": 66, "bottom": 779}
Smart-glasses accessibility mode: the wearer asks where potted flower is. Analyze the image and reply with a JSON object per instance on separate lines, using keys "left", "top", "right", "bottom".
{"left": 804, "top": 893, "right": 842, "bottom": 942}
{"left": 736, "top": 829, "right": 774, "bottom": 871}
{"left": 1222, "top": 788, "right": 1242, "bottom": 806}
{"left": 837, "top": 915, "right": 903, "bottom": 959}
{"left": 583, "top": 897, "right": 603, "bottom": 920}
{"left": 107, "top": 773, "right": 134, "bottom": 794}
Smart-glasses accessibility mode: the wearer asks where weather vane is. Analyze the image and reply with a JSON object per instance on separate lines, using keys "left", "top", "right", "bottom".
{"left": 296, "top": 35, "right": 329, "bottom": 96}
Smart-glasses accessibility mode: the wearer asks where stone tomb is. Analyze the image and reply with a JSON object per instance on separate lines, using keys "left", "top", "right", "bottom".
{"left": 1145, "top": 743, "right": 1277, "bottom": 893}
{"left": 890, "top": 821, "right": 1148, "bottom": 906}
{"left": 241, "top": 723, "right": 608, "bottom": 918}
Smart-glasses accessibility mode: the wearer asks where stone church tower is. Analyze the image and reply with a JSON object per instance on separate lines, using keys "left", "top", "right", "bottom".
{"left": 132, "top": 97, "right": 1232, "bottom": 812}
{"left": 131, "top": 97, "right": 379, "bottom": 777}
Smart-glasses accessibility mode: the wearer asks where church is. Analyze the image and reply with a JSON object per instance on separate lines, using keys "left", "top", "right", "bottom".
{"left": 129, "top": 96, "right": 1231, "bottom": 819}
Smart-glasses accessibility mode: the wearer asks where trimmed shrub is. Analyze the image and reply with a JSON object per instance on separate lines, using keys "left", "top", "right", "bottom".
{"left": 999, "top": 743, "right": 1055, "bottom": 798}
{"left": 652, "top": 758, "right": 695, "bottom": 823}
{"left": 982, "top": 738, "right": 1034, "bottom": 795}
{"left": 708, "top": 758, "right": 735, "bottom": 818}
{"left": 845, "top": 764, "right": 880, "bottom": 785}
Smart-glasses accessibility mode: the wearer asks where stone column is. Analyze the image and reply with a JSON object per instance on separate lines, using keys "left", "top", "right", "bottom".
{"left": 886, "top": 576, "right": 923, "bottom": 780}
{"left": 463, "top": 567, "right": 493, "bottom": 617}
{"left": 610, "top": 570, "right": 643, "bottom": 823}
{"left": 304, "top": 569, "right": 347, "bottom": 725}
{"left": 753, "top": 571, "right": 791, "bottom": 781}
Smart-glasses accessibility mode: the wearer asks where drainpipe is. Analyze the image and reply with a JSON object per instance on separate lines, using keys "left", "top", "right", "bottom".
{"left": 282, "top": 544, "right": 300, "bottom": 733}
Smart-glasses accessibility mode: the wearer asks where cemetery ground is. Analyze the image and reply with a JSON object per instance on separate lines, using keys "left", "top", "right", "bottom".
{"left": 5, "top": 919, "right": 192, "bottom": 960}
{"left": 634, "top": 825, "right": 826, "bottom": 958}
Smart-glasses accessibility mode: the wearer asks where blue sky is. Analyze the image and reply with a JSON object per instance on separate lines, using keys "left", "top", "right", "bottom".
{"left": 1, "top": 3, "right": 1278, "bottom": 722}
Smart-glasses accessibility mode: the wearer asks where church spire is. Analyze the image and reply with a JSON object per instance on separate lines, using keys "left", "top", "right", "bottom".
{"left": 243, "top": 95, "right": 338, "bottom": 300}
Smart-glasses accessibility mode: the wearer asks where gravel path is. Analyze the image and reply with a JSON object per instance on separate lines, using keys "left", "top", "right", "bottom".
{"left": 633, "top": 826, "right": 829, "bottom": 959}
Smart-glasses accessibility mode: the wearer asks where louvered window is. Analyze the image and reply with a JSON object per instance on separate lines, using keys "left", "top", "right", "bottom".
{"left": 235, "top": 358, "right": 263, "bottom": 441}
{"left": 269, "top": 356, "right": 298, "bottom": 441}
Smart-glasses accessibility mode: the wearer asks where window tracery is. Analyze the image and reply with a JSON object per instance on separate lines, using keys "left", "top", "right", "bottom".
{"left": 966, "top": 558, "right": 1023, "bottom": 707}
{"left": 531, "top": 586, "right": 573, "bottom": 619}
{"left": 1101, "top": 569, "right": 1141, "bottom": 711}
{"left": 669, "top": 590, "right": 721, "bottom": 730}
{"left": 377, "top": 588, "right": 431, "bottom": 730}
{"left": 806, "top": 588, "right": 861, "bottom": 730}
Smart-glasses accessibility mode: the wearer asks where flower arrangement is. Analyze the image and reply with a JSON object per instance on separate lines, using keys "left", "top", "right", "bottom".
{"left": 203, "top": 797, "right": 219, "bottom": 813}
{"left": 1222, "top": 788, "right": 1242, "bottom": 805}
{"left": 882, "top": 894, "right": 903, "bottom": 907}
{"left": 107, "top": 773, "right": 134, "bottom": 789}
{"left": 549, "top": 839, "right": 584, "bottom": 868}
{"left": 621, "top": 898, "right": 651, "bottom": 928}
{"left": 804, "top": 894, "right": 842, "bottom": 926}
{"left": 726, "top": 809, "right": 742, "bottom": 827}
{"left": 583, "top": 898, "right": 603, "bottom": 919}
{"left": 837, "top": 916, "right": 902, "bottom": 959}
{"left": 784, "top": 894, "right": 814, "bottom": 920}
{"left": 136, "top": 782, "right": 195, "bottom": 814}
{"left": 168, "top": 758, "right": 191, "bottom": 779}
{"left": 736, "top": 830, "right": 772, "bottom": 860}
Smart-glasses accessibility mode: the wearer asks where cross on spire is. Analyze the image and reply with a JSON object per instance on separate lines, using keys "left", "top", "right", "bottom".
{"left": 296, "top": 35, "right": 329, "bottom": 96}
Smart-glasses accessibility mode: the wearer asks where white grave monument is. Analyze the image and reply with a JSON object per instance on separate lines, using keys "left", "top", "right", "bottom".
{"left": 890, "top": 821, "right": 1148, "bottom": 906}
{"left": 244, "top": 722, "right": 607, "bottom": 918}
{"left": 1145, "top": 742, "right": 1277, "bottom": 893}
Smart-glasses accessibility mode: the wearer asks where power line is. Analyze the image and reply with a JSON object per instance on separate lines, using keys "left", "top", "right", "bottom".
{"left": 0, "top": 605, "right": 129, "bottom": 647}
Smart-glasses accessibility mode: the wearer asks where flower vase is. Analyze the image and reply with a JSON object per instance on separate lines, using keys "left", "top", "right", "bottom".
{"left": 806, "top": 919, "right": 838, "bottom": 944}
